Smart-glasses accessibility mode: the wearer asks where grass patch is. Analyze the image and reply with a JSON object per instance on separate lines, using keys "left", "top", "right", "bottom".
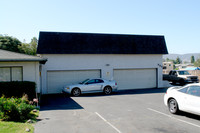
{"left": 0, "top": 110, "right": 39, "bottom": 133}
{"left": 0, "top": 121, "right": 34, "bottom": 133}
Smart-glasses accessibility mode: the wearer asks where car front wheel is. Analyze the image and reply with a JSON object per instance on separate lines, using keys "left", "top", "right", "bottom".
{"left": 104, "top": 86, "right": 112, "bottom": 95}
{"left": 72, "top": 88, "right": 81, "bottom": 97}
{"left": 168, "top": 98, "right": 179, "bottom": 114}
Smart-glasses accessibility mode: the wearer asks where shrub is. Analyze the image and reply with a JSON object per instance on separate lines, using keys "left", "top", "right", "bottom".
{"left": 0, "top": 81, "right": 36, "bottom": 100}
{"left": 0, "top": 97, "right": 20, "bottom": 121}
{"left": 18, "top": 103, "right": 35, "bottom": 120}
{"left": 0, "top": 96, "right": 35, "bottom": 121}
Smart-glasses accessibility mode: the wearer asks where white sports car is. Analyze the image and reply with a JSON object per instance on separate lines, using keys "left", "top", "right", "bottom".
{"left": 62, "top": 78, "right": 118, "bottom": 96}
{"left": 164, "top": 83, "right": 200, "bottom": 115}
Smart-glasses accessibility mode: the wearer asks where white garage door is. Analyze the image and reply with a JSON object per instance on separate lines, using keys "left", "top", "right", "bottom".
{"left": 114, "top": 69, "right": 157, "bottom": 90}
{"left": 47, "top": 70, "right": 101, "bottom": 94}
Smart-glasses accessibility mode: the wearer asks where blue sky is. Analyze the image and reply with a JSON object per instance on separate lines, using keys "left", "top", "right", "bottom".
{"left": 1, "top": 0, "right": 200, "bottom": 54}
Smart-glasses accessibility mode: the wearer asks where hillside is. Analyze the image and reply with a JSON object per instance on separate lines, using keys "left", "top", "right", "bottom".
{"left": 163, "top": 53, "right": 200, "bottom": 63}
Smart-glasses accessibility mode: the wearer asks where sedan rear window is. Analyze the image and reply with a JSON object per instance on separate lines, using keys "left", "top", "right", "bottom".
{"left": 178, "top": 87, "right": 188, "bottom": 93}
{"left": 187, "top": 86, "right": 200, "bottom": 97}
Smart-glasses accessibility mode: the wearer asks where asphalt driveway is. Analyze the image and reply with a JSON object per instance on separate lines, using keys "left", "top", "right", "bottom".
{"left": 35, "top": 88, "right": 200, "bottom": 133}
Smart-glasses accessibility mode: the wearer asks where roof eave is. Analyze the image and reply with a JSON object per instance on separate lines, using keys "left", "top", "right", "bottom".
{"left": 0, "top": 59, "right": 48, "bottom": 64}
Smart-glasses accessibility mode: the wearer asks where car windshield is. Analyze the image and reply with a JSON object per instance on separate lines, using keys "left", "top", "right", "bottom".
{"left": 178, "top": 71, "right": 190, "bottom": 75}
{"left": 79, "top": 79, "right": 90, "bottom": 84}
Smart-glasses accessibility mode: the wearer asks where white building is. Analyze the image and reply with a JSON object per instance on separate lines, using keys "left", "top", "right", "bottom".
{"left": 37, "top": 32, "right": 168, "bottom": 94}
{"left": 163, "top": 62, "right": 173, "bottom": 74}
{"left": 0, "top": 49, "right": 47, "bottom": 93}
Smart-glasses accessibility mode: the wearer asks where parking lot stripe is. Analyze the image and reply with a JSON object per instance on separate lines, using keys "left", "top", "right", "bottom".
{"left": 148, "top": 108, "right": 172, "bottom": 118}
{"left": 147, "top": 108, "right": 200, "bottom": 128}
{"left": 95, "top": 112, "right": 122, "bottom": 133}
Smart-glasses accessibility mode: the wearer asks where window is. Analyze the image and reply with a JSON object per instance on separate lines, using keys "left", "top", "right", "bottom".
{"left": 96, "top": 79, "right": 104, "bottom": 83}
{"left": 172, "top": 71, "right": 177, "bottom": 76}
{"left": 187, "top": 86, "right": 200, "bottom": 97}
{"left": 86, "top": 79, "right": 96, "bottom": 84}
{"left": 178, "top": 87, "right": 188, "bottom": 93}
{"left": 0, "top": 67, "right": 22, "bottom": 82}
{"left": 171, "top": 71, "right": 176, "bottom": 75}
{"left": 178, "top": 71, "right": 190, "bottom": 75}
{"left": 80, "top": 79, "right": 90, "bottom": 84}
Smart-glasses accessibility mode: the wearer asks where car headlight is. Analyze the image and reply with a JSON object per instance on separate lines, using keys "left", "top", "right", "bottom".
{"left": 66, "top": 87, "right": 70, "bottom": 89}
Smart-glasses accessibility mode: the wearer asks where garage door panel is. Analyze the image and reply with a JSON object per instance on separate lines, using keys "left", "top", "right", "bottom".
{"left": 47, "top": 70, "right": 100, "bottom": 94}
{"left": 114, "top": 69, "right": 157, "bottom": 90}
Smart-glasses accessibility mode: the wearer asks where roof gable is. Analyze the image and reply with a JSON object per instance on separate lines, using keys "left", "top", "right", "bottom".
{"left": 0, "top": 49, "right": 47, "bottom": 63}
{"left": 37, "top": 32, "right": 168, "bottom": 54}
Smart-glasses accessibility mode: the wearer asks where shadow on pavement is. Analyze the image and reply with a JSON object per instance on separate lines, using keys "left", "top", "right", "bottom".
{"left": 79, "top": 88, "right": 168, "bottom": 97}
{"left": 116, "top": 88, "right": 168, "bottom": 95}
{"left": 39, "top": 88, "right": 168, "bottom": 110}
{"left": 40, "top": 94, "right": 84, "bottom": 111}
{"left": 177, "top": 111, "right": 200, "bottom": 121}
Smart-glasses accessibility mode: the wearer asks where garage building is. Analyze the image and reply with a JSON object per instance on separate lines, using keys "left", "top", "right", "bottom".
{"left": 37, "top": 32, "right": 168, "bottom": 94}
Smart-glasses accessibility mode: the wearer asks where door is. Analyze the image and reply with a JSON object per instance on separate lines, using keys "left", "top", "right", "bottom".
{"left": 114, "top": 68, "right": 157, "bottom": 90}
{"left": 82, "top": 79, "right": 103, "bottom": 92}
{"left": 47, "top": 70, "right": 101, "bottom": 94}
{"left": 184, "top": 86, "right": 200, "bottom": 114}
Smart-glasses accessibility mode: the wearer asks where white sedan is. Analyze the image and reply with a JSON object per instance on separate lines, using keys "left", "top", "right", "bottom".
{"left": 62, "top": 78, "right": 118, "bottom": 96}
{"left": 164, "top": 83, "right": 200, "bottom": 115}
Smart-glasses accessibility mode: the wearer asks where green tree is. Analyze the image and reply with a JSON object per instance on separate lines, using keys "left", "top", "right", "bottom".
{"left": 30, "top": 37, "right": 38, "bottom": 55}
{"left": 18, "top": 43, "right": 32, "bottom": 55}
{"left": 0, "top": 35, "right": 22, "bottom": 53}
{"left": 175, "top": 57, "right": 181, "bottom": 64}
{"left": 191, "top": 55, "right": 195, "bottom": 63}
{"left": 0, "top": 35, "right": 38, "bottom": 55}
{"left": 18, "top": 37, "right": 38, "bottom": 55}
{"left": 194, "top": 59, "right": 200, "bottom": 67}
{"left": 165, "top": 58, "right": 176, "bottom": 64}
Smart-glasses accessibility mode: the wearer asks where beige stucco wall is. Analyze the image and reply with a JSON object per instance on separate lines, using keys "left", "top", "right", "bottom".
{"left": 0, "top": 62, "right": 40, "bottom": 93}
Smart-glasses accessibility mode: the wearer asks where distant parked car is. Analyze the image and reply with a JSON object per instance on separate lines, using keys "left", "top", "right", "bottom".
{"left": 62, "top": 78, "right": 118, "bottom": 96}
{"left": 164, "top": 83, "right": 200, "bottom": 115}
{"left": 163, "top": 70, "right": 199, "bottom": 85}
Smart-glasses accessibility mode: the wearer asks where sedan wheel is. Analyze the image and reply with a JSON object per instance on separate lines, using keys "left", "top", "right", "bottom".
{"left": 72, "top": 88, "right": 81, "bottom": 97}
{"left": 104, "top": 86, "right": 112, "bottom": 95}
{"left": 168, "top": 99, "right": 179, "bottom": 114}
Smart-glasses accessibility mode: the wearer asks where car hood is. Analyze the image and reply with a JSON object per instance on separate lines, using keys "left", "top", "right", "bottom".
{"left": 178, "top": 75, "right": 198, "bottom": 78}
{"left": 186, "top": 75, "right": 198, "bottom": 78}
{"left": 178, "top": 75, "right": 190, "bottom": 78}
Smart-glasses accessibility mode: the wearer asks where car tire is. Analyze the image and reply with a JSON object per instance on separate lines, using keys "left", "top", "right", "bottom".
{"left": 104, "top": 86, "right": 112, "bottom": 95}
{"left": 71, "top": 88, "right": 81, "bottom": 97}
{"left": 168, "top": 98, "right": 179, "bottom": 114}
